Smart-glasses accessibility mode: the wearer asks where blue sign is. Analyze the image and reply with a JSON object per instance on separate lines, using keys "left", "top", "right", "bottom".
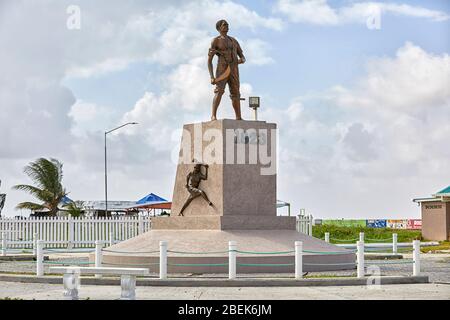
{"left": 366, "top": 219, "right": 387, "bottom": 228}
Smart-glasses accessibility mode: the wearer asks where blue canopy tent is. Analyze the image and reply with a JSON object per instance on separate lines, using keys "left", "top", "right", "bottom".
{"left": 60, "top": 196, "right": 74, "bottom": 206}
{"left": 136, "top": 193, "right": 168, "bottom": 204}
{"left": 127, "top": 193, "right": 171, "bottom": 216}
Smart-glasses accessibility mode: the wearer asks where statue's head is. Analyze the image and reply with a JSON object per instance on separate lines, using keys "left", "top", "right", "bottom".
{"left": 193, "top": 164, "right": 202, "bottom": 173}
{"left": 216, "top": 19, "right": 229, "bottom": 34}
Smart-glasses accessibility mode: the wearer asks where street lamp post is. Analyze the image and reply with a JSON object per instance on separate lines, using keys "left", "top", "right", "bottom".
{"left": 248, "top": 96, "right": 260, "bottom": 121}
{"left": 104, "top": 122, "right": 138, "bottom": 216}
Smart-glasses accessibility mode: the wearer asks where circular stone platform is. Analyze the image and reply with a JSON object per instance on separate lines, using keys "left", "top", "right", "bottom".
{"left": 98, "top": 230, "right": 356, "bottom": 274}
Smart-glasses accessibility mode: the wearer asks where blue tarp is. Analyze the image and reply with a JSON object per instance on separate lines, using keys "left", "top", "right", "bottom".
{"left": 60, "top": 196, "right": 74, "bottom": 205}
{"left": 136, "top": 193, "right": 168, "bottom": 204}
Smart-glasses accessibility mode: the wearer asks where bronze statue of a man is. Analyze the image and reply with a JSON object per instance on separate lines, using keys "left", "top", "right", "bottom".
{"left": 178, "top": 163, "right": 213, "bottom": 216}
{"left": 208, "top": 19, "right": 246, "bottom": 121}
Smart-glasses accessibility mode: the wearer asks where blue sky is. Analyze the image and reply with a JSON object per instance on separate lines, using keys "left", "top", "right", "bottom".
{"left": 1, "top": 0, "right": 449, "bottom": 218}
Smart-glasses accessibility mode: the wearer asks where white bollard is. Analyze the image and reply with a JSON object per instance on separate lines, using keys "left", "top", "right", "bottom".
{"left": 413, "top": 240, "right": 420, "bottom": 276}
{"left": 33, "top": 233, "right": 38, "bottom": 256}
{"left": 95, "top": 240, "right": 103, "bottom": 279}
{"left": 63, "top": 271, "right": 80, "bottom": 300}
{"left": 159, "top": 241, "right": 167, "bottom": 280}
{"left": 228, "top": 241, "right": 237, "bottom": 280}
{"left": 324, "top": 232, "right": 330, "bottom": 243}
{"left": 356, "top": 240, "right": 365, "bottom": 278}
{"left": 120, "top": 275, "right": 136, "bottom": 300}
{"left": 1, "top": 232, "right": 6, "bottom": 256}
{"left": 295, "top": 241, "right": 303, "bottom": 279}
{"left": 36, "top": 240, "right": 44, "bottom": 277}
{"left": 392, "top": 233, "right": 398, "bottom": 254}
{"left": 359, "top": 232, "right": 364, "bottom": 242}
{"left": 109, "top": 232, "right": 114, "bottom": 246}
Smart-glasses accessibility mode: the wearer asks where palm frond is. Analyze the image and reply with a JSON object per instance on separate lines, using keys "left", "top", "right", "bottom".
{"left": 12, "top": 184, "right": 50, "bottom": 202}
{"left": 15, "top": 202, "right": 46, "bottom": 211}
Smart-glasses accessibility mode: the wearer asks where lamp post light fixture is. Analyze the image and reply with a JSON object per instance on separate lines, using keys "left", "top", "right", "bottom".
{"left": 249, "top": 96, "right": 260, "bottom": 120}
{"left": 104, "top": 122, "right": 138, "bottom": 216}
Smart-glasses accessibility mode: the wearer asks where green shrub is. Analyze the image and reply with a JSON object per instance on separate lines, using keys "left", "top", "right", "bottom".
{"left": 312, "top": 225, "right": 421, "bottom": 243}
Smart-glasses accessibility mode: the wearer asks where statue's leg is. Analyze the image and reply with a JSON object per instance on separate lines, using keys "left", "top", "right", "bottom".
{"left": 231, "top": 98, "right": 242, "bottom": 120}
{"left": 200, "top": 190, "right": 213, "bottom": 206}
{"left": 179, "top": 196, "right": 193, "bottom": 216}
{"left": 211, "top": 91, "right": 223, "bottom": 121}
{"left": 229, "top": 68, "right": 242, "bottom": 120}
{"left": 178, "top": 193, "right": 200, "bottom": 216}
{"left": 212, "top": 76, "right": 226, "bottom": 121}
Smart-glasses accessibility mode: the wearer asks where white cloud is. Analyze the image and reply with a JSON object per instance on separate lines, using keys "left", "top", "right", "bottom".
{"left": 244, "top": 39, "right": 275, "bottom": 65}
{"left": 68, "top": 100, "right": 119, "bottom": 137}
{"left": 1, "top": 0, "right": 448, "bottom": 221}
{"left": 275, "top": 0, "right": 339, "bottom": 25}
{"left": 0, "top": 0, "right": 271, "bottom": 215}
{"left": 62, "top": 0, "right": 283, "bottom": 77}
{"left": 275, "top": 0, "right": 450, "bottom": 25}
{"left": 265, "top": 42, "right": 450, "bottom": 218}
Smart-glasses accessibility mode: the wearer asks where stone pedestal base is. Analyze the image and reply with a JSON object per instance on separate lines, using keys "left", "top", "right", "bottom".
{"left": 98, "top": 230, "right": 356, "bottom": 273}
{"left": 152, "top": 216, "right": 296, "bottom": 230}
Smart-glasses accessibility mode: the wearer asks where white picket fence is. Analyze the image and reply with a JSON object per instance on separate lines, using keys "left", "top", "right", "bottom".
{"left": 0, "top": 216, "right": 151, "bottom": 249}
{"left": 296, "top": 210, "right": 313, "bottom": 236}
{"left": 0, "top": 212, "right": 312, "bottom": 250}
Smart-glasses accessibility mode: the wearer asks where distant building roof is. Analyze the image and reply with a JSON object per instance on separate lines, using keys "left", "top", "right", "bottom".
{"left": 435, "top": 185, "right": 450, "bottom": 196}
{"left": 84, "top": 200, "right": 137, "bottom": 211}
{"left": 413, "top": 185, "right": 450, "bottom": 203}
{"left": 83, "top": 193, "right": 170, "bottom": 212}
{"left": 276, "top": 200, "right": 290, "bottom": 208}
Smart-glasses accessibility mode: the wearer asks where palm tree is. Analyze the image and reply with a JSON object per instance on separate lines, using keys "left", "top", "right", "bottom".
{"left": 13, "top": 158, "right": 67, "bottom": 216}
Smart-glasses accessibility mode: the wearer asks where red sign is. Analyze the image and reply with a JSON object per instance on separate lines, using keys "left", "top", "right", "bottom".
{"left": 407, "top": 219, "right": 422, "bottom": 230}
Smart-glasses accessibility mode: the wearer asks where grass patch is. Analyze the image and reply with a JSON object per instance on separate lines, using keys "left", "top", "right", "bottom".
{"left": 420, "top": 241, "right": 450, "bottom": 253}
{"left": 313, "top": 225, "right": 421, "bottom": 243}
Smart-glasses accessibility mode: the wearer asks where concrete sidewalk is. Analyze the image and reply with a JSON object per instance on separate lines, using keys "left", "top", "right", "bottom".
{"left": 0, "top": 281, "right": 448, "bottom": 300}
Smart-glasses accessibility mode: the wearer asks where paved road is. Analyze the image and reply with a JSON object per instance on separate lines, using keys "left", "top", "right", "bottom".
{"left": 1, "top": 253, "right": 449, "bottom": 283}
{"left": 0, "top": 253, "right": 449, "bottom": 300}
{"left": 0, "top": 281, "right": 449, "bottom": 300}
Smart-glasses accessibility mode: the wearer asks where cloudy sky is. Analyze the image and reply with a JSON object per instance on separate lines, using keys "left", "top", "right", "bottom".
{"left": 0, "top": 0, "right": 449, "bottom": 219}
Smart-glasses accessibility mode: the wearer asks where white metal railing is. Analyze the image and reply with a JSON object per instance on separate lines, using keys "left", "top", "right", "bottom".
{"left": 296, "top": 210, "right": 313, "bottom": 236}
{"left": 0, "top": 216, "right": 151, "bottom": 249}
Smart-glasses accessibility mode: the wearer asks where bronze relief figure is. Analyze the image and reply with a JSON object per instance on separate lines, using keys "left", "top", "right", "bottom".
{"left": 208, "top": 19, "right": 246, "bottom": 121}
{"left": 178, "top": 162, "right": 213, "bottom": 216}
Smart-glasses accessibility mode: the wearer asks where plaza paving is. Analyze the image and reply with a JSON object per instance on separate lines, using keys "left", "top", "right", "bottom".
{"left": 1, "top": 253, "right": 449, "bottom": 282}
{"left": 0, "top": 281, "right": 448, "bottom": 300}
{"left": 0, "top": 253, "right": 449, "bottom": 300}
